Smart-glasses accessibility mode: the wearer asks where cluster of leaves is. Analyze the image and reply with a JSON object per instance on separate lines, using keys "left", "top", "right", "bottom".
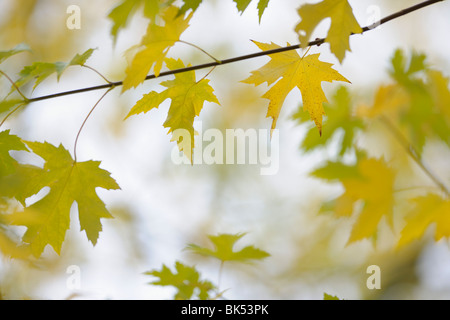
{"left": 293, "top": 49, "right": 450, "bottom": 247}
{"left": 0, "top": 45, "right": 119, "bottom": 258}
{"left": 145, "top": 233, "right": 269, "bottom": 300}
{"left": 0, "top": 0, "right": 448, "bottom": 300}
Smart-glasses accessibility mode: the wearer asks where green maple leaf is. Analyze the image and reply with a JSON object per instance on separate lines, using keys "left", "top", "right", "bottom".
{"left": 10, "top": 141, "right": 120, "bottom": 257}
{"left": 15, "top": 48, "right": 95, "bottom": 90}
{"left": 293, "top": 86, "right": 364, "bottom": 156}
{"left": 178, "top": 0, "right": 203, "bottom": 16}
{"left": 186, "top": 233, "right": 270, "bottom": 263}
{"left": 295, "top": 0, "right": 362, "bottom": 63}
{"left": 145, "top": 261, "right": 215, "bottom": 300}
{"left": 233, "top": 0, "right": 270, "bottom": 22}
{"left": 178, "top": 0, "right": 269, "bottom": 21}
{"left": 389, "top": 49, "right": 450, "bottom": 155}
{"left": 108, "top": 0, "right": 176, "bottom": 43}
{"left": 0, "top": 130, "right": 28, "bottom": 176}
{"left": 125, "top": 58, "right": 220, "bottom": 162}
{"left": 0, "top": 43, "right": 31, "bottom": 64}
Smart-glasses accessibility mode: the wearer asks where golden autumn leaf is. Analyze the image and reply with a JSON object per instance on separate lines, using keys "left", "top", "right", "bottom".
{"left": 122, "top": 6, "right": 193, "bottom": 91}
{"left": 313, "top": 157, "right": 396, "bottom": 244}
{"left": 295, "top": 0, "right": 362, "bottom": 63}
{"left": 242, "top": 41, "right": 350, "bottom": 135}
{"left": 398, "top": 194, "right": 450, "bottom": 247}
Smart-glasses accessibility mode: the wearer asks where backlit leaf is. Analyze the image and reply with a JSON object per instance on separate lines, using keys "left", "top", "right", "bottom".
{"left": 122, "top": 6, "right": 193, "bottom": 91}
{"left": 313, "top": 157, "right": 395, "bottom": 244}
{"left": 145, "top": 261, "right": 215, "bottom": 300}
{"left": 10, "top": 141, "right": 120, "bottom": 257}
{"left": 125, "top": 58, "right": 220, "bottom": 162}
{"left": 398, "top": 194, "right": 450, "bottom": 247}
{"left": 242, "top": 41, "right": 350, "bottom": 135}
{"left": 186, "top": 233, "right": 270, "bottom": 263}
{"left": 15, "top": 48, "right": 95, "bottom": 90}
{"left": 295, "top": 0, "right": 362, "bottom": 63}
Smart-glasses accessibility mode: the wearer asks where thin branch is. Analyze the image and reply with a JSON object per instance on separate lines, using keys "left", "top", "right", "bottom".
{"left": 380, "top": 115, "right": 450, "bottom": 198}
{"left": 23, "top": 0, "right": 444, "bottom": 104}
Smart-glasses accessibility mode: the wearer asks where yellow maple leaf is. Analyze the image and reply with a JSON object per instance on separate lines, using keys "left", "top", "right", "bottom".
{"left": 122, "top": 6, "right": 193, "bottom": 92}
{"left": 334, "top": 158, "right": 395, "bottom": 243}
{"left": 242, "top": 41, "right": 350, "bottom": 135}
{"left": 398, "top": 194, "right": 450, "bottom": 247}
{"left": 295, "top": 0, "right": 362, "bottom": 63}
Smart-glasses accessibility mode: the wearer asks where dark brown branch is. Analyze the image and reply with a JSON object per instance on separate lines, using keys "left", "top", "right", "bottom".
{"left": 27, "top": 0, "right": 444, "bottom": 104}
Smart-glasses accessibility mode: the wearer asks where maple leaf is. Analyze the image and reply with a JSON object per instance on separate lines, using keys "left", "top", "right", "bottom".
{"left": 295, "top": 0, "right": 362, "bottom": 63}
{"left": 293, "top": 86, "right": 364, "bottom": 156}
{"left": 388, "top": 49, "right": 450, "bottom": 154}
{"left": 178, "top": 0, "right": 203, "bottom": 16}
{"left": 398, "top": 194, "right": 450, "bottom": 247}
{"left": 122, "top": 6, "right": 193, "bottom": 91}
{"left": 0, "top": 43, "right": 31, "bottom": 64}
{"left": 242, "top": 41, "right": 350, "bottom": 135}
{"left": 186, "top": 233, "right": 270, "bottom": 263}
{"left": 15, "top": 48, "right": 95, "bottom": 90}
{"left": 145, "top": 261, "right": 215, "bottom": 300}
{"left": 313, "top": 157, "right": 395, "bottom": 244}
{"left": 10, "top": 141, "right": 120, "bottom": 257}
{"left": 0, "top": 130, "right": 28, "bottom": 176}
{"left": 125, "top": 58, "right": 220, "bottom": 162}
{"left": 108, "top": 0, "right": 175, "bottom": 42}
{"left": 233, "top": 0, "right": 270, "bottom": 22}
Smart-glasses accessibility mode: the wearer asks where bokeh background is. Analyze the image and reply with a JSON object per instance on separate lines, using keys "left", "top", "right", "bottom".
{"left": 0, "top": 0, "right": 450, "bottom": 299}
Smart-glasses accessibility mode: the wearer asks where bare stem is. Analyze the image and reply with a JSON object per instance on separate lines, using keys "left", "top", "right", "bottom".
{"left": 73, "top": 87, "right": 114, "bottom": 162}
{"left": 82, "top": 64, "right": 113, "bottom": 84}
{"left": 0, "top": 70, "right": 28, "bottom": 101}
{"left": 0, "top": 102, "right": 28, "bottom": 128}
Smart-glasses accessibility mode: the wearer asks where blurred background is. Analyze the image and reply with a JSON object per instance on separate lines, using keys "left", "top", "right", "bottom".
{"left": 0, "top": 0, "right": 450, "bottom": 299}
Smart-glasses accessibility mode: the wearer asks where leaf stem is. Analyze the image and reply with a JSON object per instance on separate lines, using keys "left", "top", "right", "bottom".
{"left": 23, "top": 0, "right": 444, "bottom": 104}
{"left": 73, "top": 87, "right": 114, "bottom": 162}
{"left": 0, "top": 102, "right": 28, "bottom": 128}
{"left": 82, "top": 64, "right": 113, "bottom": 84}
{"left": 177, "top": 40, "right": 222, "bottom": 64}
{"left": 0, "top": 70, "right": 29, "bottom": 101}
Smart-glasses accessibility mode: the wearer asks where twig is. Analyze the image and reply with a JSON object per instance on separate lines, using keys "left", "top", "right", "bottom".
{"left": 24, "top": 0, "right": 444, "bottom": 104}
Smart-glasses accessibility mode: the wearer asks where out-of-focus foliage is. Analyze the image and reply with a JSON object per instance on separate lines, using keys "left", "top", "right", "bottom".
{"left": 0, "top": 0, "right": 449, "bottom": 301}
